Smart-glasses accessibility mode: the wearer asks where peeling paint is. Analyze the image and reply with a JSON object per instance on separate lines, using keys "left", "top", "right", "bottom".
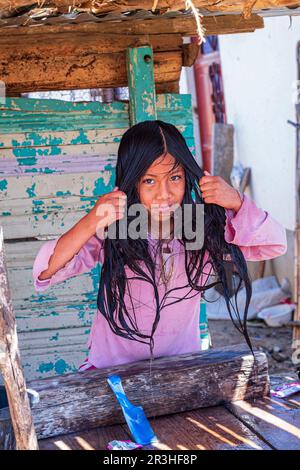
{"left": 26, "top": 182, "right": 36, "bottom": 198}
{"left": 0, "top": 179, "right": 8, "bottom": 191}
{"left": 50, "top": 333, "right": 59, "bottom": 341}
{"left": 54, "top": 359, "right": 73, "bottom": 375}
{"left": 38, "top": 362, "right": 54, "bottom": 373}
{"left": 56, "top": 190, "right": 71, "bottom": 197}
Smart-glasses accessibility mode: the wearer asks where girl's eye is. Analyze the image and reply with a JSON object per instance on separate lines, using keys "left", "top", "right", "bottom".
{"left": 171, "top": 174, "right": 182, "bottom": 181}
{"left": 143, "top": 178, "right": 155, "bottom": 184}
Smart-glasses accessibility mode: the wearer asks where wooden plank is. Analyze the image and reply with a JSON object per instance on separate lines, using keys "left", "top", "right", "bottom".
{"left": 38, "top": 405, "right": 271, "bottom": 450}
{"left": 0, "top": 171, "right": 115, "bottom": 239}
{"left": 202, "top": 13, "right": 264, "bottom": 34}
{"left": 21, "top": 350, "right": 90, "bottom": 381}
{"left": 225, "top": 399, "right": 300, "bottom": 450}
{"left": 127, "top": 46, "right": 157, "bottom": 125}
{"left": 2, "top": 239, "right": 100, "bottom": 381}
{"left": 0, "top": 127, "right": 125, "bottom": 149}
{"left": 39, "top": 423, "right": 131, "bottom": 451}
{"left": 4, "top": 240, "right": 99, "bottom": 381}
{"left": 15, "top": 344, "right": 270, "bottom": 439}
{"left": 212, "top": 123, "right": 234, "bottom": 185}
{"left": 0, "top": 14, "right": 263, "bottom": 37}
{"left": 0, "top": 95, "right": 193, "bottom": 133}
{"left": 0, "top": 15, "right": 199, "bottom": 37}
{"left": 147, "top": 406, "right": 272, "bottom": 450}
{"left": 0, "top": 32, "right": 182, "bottom": 53}
{"left": 0, "top": 227, "right": 38, "bottom": 449}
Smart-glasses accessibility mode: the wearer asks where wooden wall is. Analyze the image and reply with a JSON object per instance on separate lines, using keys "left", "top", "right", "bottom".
{"left": 0, "top": 94, "right": 196, "bottom": 380}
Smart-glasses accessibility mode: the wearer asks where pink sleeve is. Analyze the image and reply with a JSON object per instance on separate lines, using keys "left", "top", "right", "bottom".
{"left": 224, "top": 192, "right": 287, "bottom": 261}
{"left": 33, "top": 234, "right": 104, "bottom": 292}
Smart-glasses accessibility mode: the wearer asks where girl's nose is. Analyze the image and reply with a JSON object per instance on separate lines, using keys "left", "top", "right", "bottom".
{"left": 157, "top": 181, "right": 171, "bottom": 201}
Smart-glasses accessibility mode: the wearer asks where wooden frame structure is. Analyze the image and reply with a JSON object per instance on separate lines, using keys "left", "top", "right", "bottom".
{"left": 0, "top": 0, "right": 300, "bottom": 451}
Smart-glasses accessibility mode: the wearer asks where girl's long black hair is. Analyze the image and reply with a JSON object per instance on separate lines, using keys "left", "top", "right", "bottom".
{"left": 97, "top": 120, "right": 253, "bottom": 355}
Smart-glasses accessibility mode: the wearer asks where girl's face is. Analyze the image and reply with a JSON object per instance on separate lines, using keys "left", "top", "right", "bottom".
{"left": 137, "top": 153, "right": 185, "bottom": 222}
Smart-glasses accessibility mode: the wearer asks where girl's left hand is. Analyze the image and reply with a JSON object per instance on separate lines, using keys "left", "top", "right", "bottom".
{"left": 199, "top": 171, "right": 243, "bottom": 212}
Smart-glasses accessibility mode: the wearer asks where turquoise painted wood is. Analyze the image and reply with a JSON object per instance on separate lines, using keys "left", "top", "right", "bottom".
{"left": 0, "top": 90, "right": 204, "bottom": 382}
{"left": 126, "top": 46, "right": 157, "bottom": 125}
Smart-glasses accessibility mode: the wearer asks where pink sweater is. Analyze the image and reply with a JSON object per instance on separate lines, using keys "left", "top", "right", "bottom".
{"left": 32, "top": 193, "right": 287, "bottom": 369}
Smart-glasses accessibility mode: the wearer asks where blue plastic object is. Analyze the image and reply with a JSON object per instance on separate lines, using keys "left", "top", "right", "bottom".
{"left": 107, "top": 375, "right": 157, "bottom": 446}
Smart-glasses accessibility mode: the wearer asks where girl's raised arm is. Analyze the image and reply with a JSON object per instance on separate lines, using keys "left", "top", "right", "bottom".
{"left": 224, "top": 193, "right": 287, "bottom": 261}
{"left": 32, "top": 187, "right": 127, "bottom": 292}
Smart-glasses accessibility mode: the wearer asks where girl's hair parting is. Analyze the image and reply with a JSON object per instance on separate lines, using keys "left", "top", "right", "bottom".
{"left": 97, "top": 120, "right": 253, "bottom": 356}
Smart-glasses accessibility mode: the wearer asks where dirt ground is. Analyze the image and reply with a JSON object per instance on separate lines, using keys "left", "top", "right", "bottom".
{"left": 209, "top": 319, "right": 299, "bottom": 376}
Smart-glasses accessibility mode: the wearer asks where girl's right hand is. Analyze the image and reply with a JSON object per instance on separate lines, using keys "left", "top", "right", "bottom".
{"left": 89, "top": 187, "right": 127, "bottom": 232}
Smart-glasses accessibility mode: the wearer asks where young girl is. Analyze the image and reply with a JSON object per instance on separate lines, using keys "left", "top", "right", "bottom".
{"left": 33, "top": 120, "right": 287, "bottom": 371}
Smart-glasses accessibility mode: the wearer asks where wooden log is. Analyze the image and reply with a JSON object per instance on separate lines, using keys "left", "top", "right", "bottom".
{"left": 0, "top": 14, "right": 264, "bottom": 37}
{"left": 0, "top": 32, "right": 182, "bottom": 53}
{"left": 156, "top": 80, "right": 180, "bottom": 94}
{"left": 182, "top": 43, "right": 200, "bottom": 67}
{"left": 0, "top": 227, "right": 38, "bottom": 450}
{"left": 20, "top": 343, "right": 270, "bottom": 440}
{"left": 0, "top": 34, "right": 183, "bottom": 93}
{"left": 0, "top": 0, "right": 298, "bottom": 16}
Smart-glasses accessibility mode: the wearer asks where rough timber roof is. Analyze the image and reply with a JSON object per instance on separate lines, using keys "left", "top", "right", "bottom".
{"left": 0, "top": 1, "right": 300, "bottom": 29}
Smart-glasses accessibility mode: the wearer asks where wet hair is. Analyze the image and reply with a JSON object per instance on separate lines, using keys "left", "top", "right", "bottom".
{"left": 97, "top": 120, "right": 253, "bottom": 355}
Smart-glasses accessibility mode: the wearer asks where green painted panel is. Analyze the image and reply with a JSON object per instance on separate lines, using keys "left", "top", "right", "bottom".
{"left": 126, "top": 46, "right": 157, "bottom": 125}
{"left": 0, "top": 94, "right": 192, "bottom": 134}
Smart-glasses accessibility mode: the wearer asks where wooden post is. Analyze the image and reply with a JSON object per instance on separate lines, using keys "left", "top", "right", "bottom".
{"left": 0, "top": 226, "right": 38, "bottom": 450}
{"left": 212, "top": 123, "right": 234, "bottom": 184}
{"left": 294, "top": 42, "right": 300, "bottom": 345}
{"left": 126, "top": 45, "right": 157, "bottom": 125}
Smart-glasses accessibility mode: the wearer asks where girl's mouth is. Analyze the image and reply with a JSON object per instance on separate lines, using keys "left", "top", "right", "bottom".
{"left": 153, "top": 204, "right": 175, "bottom": 213}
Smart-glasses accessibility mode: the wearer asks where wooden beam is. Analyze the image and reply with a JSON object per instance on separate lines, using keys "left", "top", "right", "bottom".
{"left": 183, "top": 43, "right": 200, "bottom": 67}
{"left": 126, "top": 46, "right": 157, "bottom": 124}
{"left": 12, "top": 344, "right": 271, "bottom": 440}
{"left": 0, "top": 14, "right": 264, "bottom": 37}
{"left": 0, "top": 15, "right": 198, "bottom": 36}
{"left": 0, "top": 13, "right": 263, "bottom": 94}
{"left": 0, "top": 227, "right": 38, "bottom": 450}
{"left": 156, "top": 80, "right": 180, "bottom": 94}
{"left": 0, "top": 34, "right": 183, "bottom": 93}
{"left": 203, "top": 13, "right": 264, "bottom": 34}
{"left": 0, "top": 0, "right": 298, "bottom": 16}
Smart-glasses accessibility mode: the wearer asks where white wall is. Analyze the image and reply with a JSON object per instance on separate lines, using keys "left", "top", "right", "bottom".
{"left": 180, "top": 66, "right": 203, "bottom": 166}
{"left": 219, "top": 16, "right": 300, "bottom": 231}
